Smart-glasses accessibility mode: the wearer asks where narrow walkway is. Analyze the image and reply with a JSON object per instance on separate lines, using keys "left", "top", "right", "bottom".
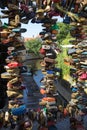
{"left": 33, "top": 70, "right": 71, "bottom": 102}
{"left": 22, "top": 73, "right": 43, "bottom": 109}
{"left": 54, "top": 80, "right": 71, "bottom": 102}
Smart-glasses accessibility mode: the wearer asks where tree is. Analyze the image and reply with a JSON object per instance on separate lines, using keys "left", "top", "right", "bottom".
{"left": 56, "top": 22, "right": 72, "bottom": 78}
{"left": 25, "top": 38, "right": 42, "bottom": 55}
{"left": 57, "top": 22, "right": 73, "bottom": 44}
{"left": 56, "top": 48, "right": 70, "bottom": 78}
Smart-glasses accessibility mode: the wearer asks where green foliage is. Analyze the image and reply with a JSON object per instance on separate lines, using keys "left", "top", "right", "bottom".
{"left": 57, "top": 22, "right": 73, "bottom": 44}
{"left": 56, "top": 48, "right": 70, "bottom": 78}
{"left": 56, "top": 22, "right": 72, "bottom": 78}
{"left": 25, "top": 38, "right": 42, "bottom": 55}
{"left": 25, "top": 22, "right": 72, "bottom": 78}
